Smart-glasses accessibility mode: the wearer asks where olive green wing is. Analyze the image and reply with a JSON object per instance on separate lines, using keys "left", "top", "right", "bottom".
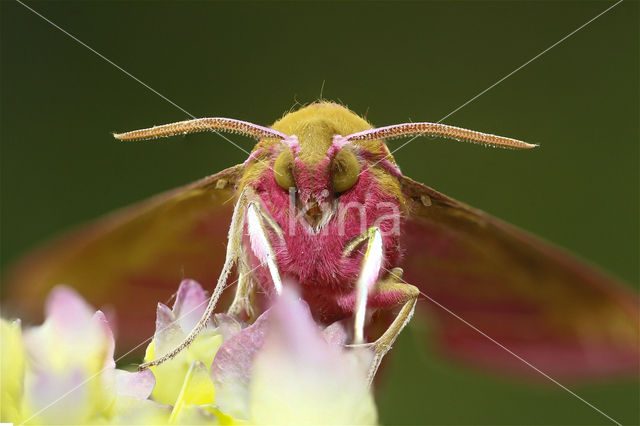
{"left": 401, "top": 176, "right": 639, "bottom": 379}
{"left": 4, "top": 165, "right": 243, "bottom": 349}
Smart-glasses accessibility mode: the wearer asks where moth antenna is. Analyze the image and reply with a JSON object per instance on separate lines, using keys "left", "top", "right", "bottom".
{"left": 113, "top": 118, "right": 287, "bottom": 141}
{"left": 344, "top": 123, "right": 537, "bottom": 149}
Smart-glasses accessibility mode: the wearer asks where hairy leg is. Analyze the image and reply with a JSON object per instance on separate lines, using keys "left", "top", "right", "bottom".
{"left": 140, "top": 187, "right": 282, "bottom": 370}
{"left": 227, "top": 250, "right": 257, "bottom": 321}
{"left": 365, "top": 272, "right": 418, "bottom": 385}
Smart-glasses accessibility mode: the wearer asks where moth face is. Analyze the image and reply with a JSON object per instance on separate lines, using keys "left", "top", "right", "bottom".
{"left": 272, "top": 142, "right": 362, "bottom": 229}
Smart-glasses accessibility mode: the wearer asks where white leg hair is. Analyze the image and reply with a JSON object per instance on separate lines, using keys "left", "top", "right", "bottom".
{"left": 344, "top": 226, "right": 384, "bottom": 344}
{"left": 247, "top": 202, "right": 283, "bottom": 295}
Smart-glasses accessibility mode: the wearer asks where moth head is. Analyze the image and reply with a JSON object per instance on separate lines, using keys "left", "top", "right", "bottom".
{"left": 272, "top": 136, "right": 362, "bottom": 199}
{"left": 113, "top": 107, "right": 535, "bottom": 202}
{"left": 113, "top": 107, "right": 535, "bottom": 230}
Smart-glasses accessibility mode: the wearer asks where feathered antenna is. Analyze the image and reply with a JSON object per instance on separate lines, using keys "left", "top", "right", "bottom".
{"left": 343, "top": 122, "right": 536, "bottom": 149}
{"left": 113, "top": 118, "right": 287, "bottom": 141}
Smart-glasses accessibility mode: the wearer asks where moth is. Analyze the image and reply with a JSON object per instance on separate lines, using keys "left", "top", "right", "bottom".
{"left": 6, "top": 102, "right": 638, "bottom": 381}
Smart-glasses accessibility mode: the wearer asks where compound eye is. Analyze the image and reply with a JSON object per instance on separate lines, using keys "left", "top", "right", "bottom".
{"left": 274, "top": 150, "right": 296, "bottom": 190}
{"left": 332, "top": 149, "right": 360, "bottom": 193}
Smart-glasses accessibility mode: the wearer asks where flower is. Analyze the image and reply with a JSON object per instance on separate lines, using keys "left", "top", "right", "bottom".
{"left": 0, "top": 286, "right": 163, "bottom": 424}
{"left": 246, "top": 289, "right": 377, "bottom": 425}
{"left": 2, "top": 280, "right": 378, "bottom": 425}
{"left": 143, "top": 279, "right": 228, "bottom": 407}
{"left": 1, "top": 318, "right": 24, "bottom": 422}
{"left": 152, "top": 280, "right": 377, "bottom": 425}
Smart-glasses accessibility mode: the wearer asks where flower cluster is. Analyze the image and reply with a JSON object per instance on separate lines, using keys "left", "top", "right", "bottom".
{"left": 1, "top": 280, "right": 377, "bottom": 425}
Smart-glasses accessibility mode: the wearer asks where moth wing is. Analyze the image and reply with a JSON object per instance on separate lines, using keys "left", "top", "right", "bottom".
{"left": 401, "top": 176, "right": 639, "bottom": 380}
{"left": 4, "top": 165, "right": 244, "bottom": 348}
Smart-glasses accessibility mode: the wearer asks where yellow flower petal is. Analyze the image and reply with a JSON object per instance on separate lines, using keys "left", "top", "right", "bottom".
{"left": 146, "top": 331, "right": 223, "bottom": 406}
{"left": 169, "top": 361, "right": 215, "bottom": 424}
{"left": 0, "top": 319, "right": 25, "bottom": 423}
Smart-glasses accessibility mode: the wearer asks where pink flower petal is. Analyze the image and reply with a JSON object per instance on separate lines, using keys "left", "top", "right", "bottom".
{"left": 213, "top": 314, "right": 243, "bottom": 341}
{"left": 92, "top": 311, "right": 115, "bottom": 370}
{"left": 211, "top": 310, "right": 270, "bottom": 386}
{"left": 266, "top": 292, "right": 330, "bottom": 364}
{"left": 173, "top": 280, "right": 209, "bottom": 332}
{"left": 210, "top": 310, "right": 271, "bottom": 419}
{"left": 155, "top": 302, "right": 176, "bottom": 333}
{"left": 249, "top": 288, "right": 377, "bottom": 424}
{"left": 115, "top": 369, "right": 156, "bottom": 399}
{"left": 152, "top": 303, "right": 184, "bottom": 354}
{"left": 322, "top": 320, "right": 349, "bottom": 346}
{"left": 44, "top": 286, "right": 94, "bottom": 333}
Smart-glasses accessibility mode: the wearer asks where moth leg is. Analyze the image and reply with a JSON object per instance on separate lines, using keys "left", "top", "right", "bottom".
{"left": 228, "top": 194, "right": 283, "bottom": 318}
{"left": 365, "top": 270, "right": 418, "bottom": 385}
{"left": 139, "top": 187, "right": 277, "bottom": 370}
{"left": 227, "top": 250, "right": 258, "bottom": 321}
{"left": 344, "top": 226, "right": 384, "bottom": 345}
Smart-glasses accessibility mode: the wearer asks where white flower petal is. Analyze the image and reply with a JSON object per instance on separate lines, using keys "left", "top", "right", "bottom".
{"left": 249, "top": 289, "right": 377, "bottom": 425}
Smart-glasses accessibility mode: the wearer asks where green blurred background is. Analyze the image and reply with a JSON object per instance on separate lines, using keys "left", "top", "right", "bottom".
{"left": 1, "top": 1, "right": 638, "bottom": 424}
